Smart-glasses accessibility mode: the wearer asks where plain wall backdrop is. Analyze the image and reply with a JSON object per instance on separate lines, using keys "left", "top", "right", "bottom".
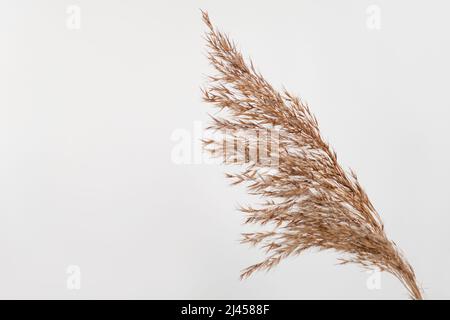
{"left": 1, "top": 0, "right": 449, "bottom": 299}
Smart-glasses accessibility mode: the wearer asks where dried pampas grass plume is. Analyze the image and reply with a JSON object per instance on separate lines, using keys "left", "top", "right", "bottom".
{"left": 200, "top": 11, "right": 423, "bottom": 299}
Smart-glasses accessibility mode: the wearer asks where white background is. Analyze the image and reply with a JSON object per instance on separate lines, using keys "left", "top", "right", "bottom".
{"left": 1, "top": 0, "right": 449, "bottom": 299}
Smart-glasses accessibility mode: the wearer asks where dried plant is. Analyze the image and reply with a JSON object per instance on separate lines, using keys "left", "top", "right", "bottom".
{"left": 201, "top": 11, "right": 423, "bottom": 299}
